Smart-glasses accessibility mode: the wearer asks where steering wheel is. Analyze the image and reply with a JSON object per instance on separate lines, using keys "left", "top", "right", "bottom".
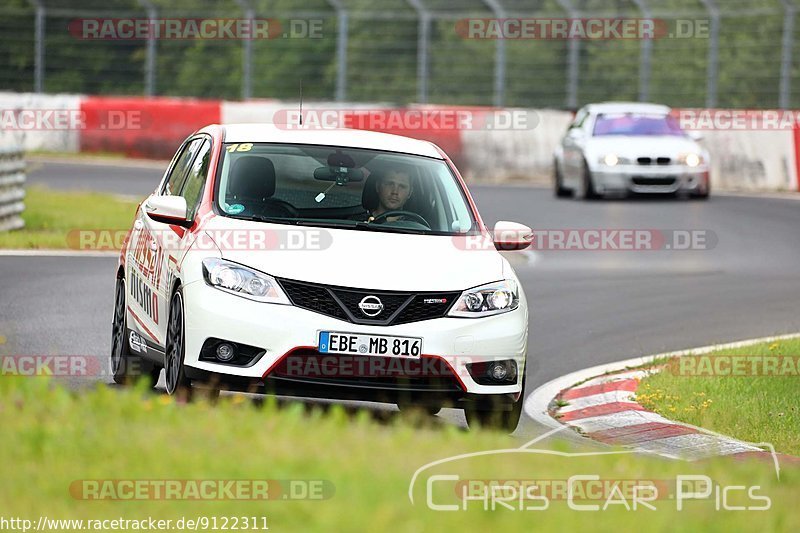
{"left": 259, "top": 198, "right": 299, "bottom": 218}
{"left": 371, "top": 210, "right": 430, "bottom": 228}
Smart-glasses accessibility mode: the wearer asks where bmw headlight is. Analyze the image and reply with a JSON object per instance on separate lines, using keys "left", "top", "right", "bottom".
{"left": 202, "top": 258, "right": 290, "bottom": 304}
{"left": 448, "top": 280, "right": 519, "bottom": 318}
{"left": 678, "top": 152, "right": 703, "bottom": 167}
{"left": 599, "top": 154, "right": 631, "bottom": 166}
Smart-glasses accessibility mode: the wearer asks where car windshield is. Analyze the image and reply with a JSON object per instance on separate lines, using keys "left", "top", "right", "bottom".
{"left": 215, "top": 143, "right": 476, "bottom": 235}
{"left": 592, "top": 113, "right": 685, "bottom": 137}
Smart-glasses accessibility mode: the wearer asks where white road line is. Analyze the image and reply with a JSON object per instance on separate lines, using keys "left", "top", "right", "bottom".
{"left": 566, "top": 410, "right": 670, "bottom": 434}
{"left": 632, "top": 433, "right": 763, "bottom": 461}
{"left": 577, "top": 369, "right": 655, "bottom": 388}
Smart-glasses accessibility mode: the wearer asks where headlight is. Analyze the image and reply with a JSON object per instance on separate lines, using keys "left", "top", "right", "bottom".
{"left": 448, "top": 280, "right": 519, "bottom": 318}
{"left": 202, "top": 258, "right": 290, "bottom": 304}
{"left": 602, "top": 153, "right": 619, "bottom": 166}
{"left": 679, "top": 153, "right": 703, "bottom": 167}
{"left": 599, "top": 154, "right": 631, "bottom": 166}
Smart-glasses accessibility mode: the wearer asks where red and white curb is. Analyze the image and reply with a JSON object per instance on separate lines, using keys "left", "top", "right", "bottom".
{"left": 524, "top": 333, "right": 800, "bottom": 465}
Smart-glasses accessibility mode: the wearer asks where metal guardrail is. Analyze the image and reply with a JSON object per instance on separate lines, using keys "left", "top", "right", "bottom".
{"left": 1, "top": 2, "right": 798, "bottom": 109}
{"left": 0, "top": 147, "right": 26, "bottom": 232}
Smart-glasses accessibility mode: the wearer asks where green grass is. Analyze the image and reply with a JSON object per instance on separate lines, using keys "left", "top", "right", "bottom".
{"left": 637, "top": 338, "right": 800, "bottom": 456}
{"left": 0, "top": 186, "right": 140, "bottom": 249}
{"left": 1, "top": 376, "right": 798, "bottom": 531}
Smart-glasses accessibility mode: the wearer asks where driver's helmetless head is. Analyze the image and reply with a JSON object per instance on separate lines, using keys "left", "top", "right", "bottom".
{"left": 375, "top": 170, "right": 413, "bottom": 215}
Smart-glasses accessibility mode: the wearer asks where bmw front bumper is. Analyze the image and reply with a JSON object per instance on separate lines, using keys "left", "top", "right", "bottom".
{"left": 592, "top": 165, "right": 710, "bottom": 194}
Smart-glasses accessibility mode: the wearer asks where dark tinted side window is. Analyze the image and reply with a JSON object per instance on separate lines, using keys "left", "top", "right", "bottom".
{"left": 163, "top": 138, "right": 203, "bottom": 196}
{"left": 179, "top": 139, "right": 212, "bottom": 221}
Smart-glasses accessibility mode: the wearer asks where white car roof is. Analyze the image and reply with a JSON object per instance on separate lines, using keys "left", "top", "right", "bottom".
{"left": 219, "top": 123, "right": 443, "bottom": 159}
{"left": 585, "top": 102, "right": 672, "bottom": 116}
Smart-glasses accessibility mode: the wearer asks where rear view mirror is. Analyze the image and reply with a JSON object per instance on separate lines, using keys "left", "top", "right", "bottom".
{"left": 313, "top": 166, "right": 365, "bottom": 183}
{"left": 143, "top": 195, "right": 192, "bottom": 228}
{"left": 327, "top": 150, "right": 356, "bottom": 168}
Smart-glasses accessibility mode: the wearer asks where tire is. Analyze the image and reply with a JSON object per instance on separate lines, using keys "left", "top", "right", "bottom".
{"left": 164, "top": 287, "right": 192, "bottom": 398}
{"left": 690, "top": 183, "right": 710, "bottom": 200}
{"left": 464, "top": 377, "right": 526, "bottom": 433}
{"left": 111, "top": 276, "right": 159, "bottom": 386}
{"left": 554, "top": 160, "right": 572, "bottom": 198}
{"left": 581, "top": 161, "right": 600, "bottom": 200}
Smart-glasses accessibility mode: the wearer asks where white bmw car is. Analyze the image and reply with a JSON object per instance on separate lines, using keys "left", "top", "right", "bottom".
{"left": 111, "top": 124, "right": 531, "bottom": 430}
{"left": 553, "top": 102, "right": 710, "bottom": 199}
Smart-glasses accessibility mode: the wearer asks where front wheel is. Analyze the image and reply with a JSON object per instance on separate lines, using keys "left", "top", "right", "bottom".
{"left": 690, "top": 182, "right": 710, "bottom": 200}
{"left": 581, "top": 161, "right": 600, "bottom": 200}
{"left": 164, "top": 288, "right": 192, "bottom": 398}
{"left": 554, "top": 160, "right": 572, "bottom": 198}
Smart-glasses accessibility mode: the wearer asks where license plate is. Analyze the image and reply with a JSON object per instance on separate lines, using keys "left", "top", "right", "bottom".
{"left": 318, "top": 331, "right": 422, "bottom": 358}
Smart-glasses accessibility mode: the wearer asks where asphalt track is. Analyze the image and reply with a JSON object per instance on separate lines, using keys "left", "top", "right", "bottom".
{"left": 3, "top": 159, "right": 800, "bottom": 435}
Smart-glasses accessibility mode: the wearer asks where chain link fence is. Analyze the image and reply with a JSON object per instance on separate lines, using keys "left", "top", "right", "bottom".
{"left": 1, "top": 0, "right": 799, "bottom": 109}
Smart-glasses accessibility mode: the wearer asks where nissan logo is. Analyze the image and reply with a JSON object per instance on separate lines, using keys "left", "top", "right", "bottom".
{"left": 358, "top": 295, "right": 384, "bottom": 317}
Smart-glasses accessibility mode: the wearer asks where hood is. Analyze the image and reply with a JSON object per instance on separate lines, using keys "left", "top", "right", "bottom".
{"left": 585, "top": 135, "right": 702, "bottom": 160}
{"left": 199, "top": 215, "right": 504, "bottom": 292}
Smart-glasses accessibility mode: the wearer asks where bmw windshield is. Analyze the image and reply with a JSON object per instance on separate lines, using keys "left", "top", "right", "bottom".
{"left": 592, "top": 113, "right": 686, "bottom": 137}
{"left": 215, "top": 143, "right": 477, "bottom": 236}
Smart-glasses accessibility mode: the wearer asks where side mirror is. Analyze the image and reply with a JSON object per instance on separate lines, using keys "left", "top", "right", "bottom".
{"left": 493, "top": 221, "right": 532, "bottom": 251}
{"left": 143, "top": 195, "right": 192, "bottom": 228}
{"left": 687, "top": 130, "right": 703, "bottom": 142}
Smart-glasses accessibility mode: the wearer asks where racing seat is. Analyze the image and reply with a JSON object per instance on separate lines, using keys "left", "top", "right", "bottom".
{"left": 361, "top": 173, "right": 381, "bottom": 213}
{"left": 227, "top": 156, "right": 295, "bottom": 217}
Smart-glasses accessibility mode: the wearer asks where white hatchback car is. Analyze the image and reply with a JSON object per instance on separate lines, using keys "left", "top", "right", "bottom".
{"left": 111, "top": 124, "right": 531, "bottom": 430}
{"left": 554, "top": 102, "right": 710, "bottom": 199}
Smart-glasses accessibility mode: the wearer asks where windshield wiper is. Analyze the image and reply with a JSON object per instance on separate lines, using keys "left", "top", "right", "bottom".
{"left": 248, "top": 215, "right": 298, "bottom": 224}
{"left": 229, "top": 214, "right": 426, "bottom": 234}
{"left": 243, "top": 215, "right": 356, "bottom": 230}
{"left": 353, "top": 222, "right": 426, "bottom": 235}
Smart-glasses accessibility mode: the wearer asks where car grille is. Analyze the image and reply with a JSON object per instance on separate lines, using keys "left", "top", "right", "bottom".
{"left": 631, "top": 176, "right": 678, "bottom": 186}
{"left": 277, "top": 278, "right": 460, "bottom": 326}
{"left": 637, "top": 156, "right": 672, "bottom": 165}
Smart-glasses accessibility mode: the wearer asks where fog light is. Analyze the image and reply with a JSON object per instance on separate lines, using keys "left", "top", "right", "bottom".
{"left": 489, "top": 361, "right": 509, "bottom": 381}
{"left": 216, "top": 343, "right": 235, "bottom": 362}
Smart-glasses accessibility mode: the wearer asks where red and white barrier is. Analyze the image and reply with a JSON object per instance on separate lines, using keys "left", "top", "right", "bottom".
{"left": 1, "top": 92, "right": 799, "bottom": 192}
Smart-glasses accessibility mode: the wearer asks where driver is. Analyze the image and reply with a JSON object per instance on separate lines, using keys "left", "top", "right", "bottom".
{"left": 368, "top": 168, "right": 414, "bottom": 222}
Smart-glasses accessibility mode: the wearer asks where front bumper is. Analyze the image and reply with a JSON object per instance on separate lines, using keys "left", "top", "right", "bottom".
{"left": 591, "top": 165, "right": 709, "bottom": 194}
{"left": 182, "top": 280, "right": 528, "bottom": 397}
